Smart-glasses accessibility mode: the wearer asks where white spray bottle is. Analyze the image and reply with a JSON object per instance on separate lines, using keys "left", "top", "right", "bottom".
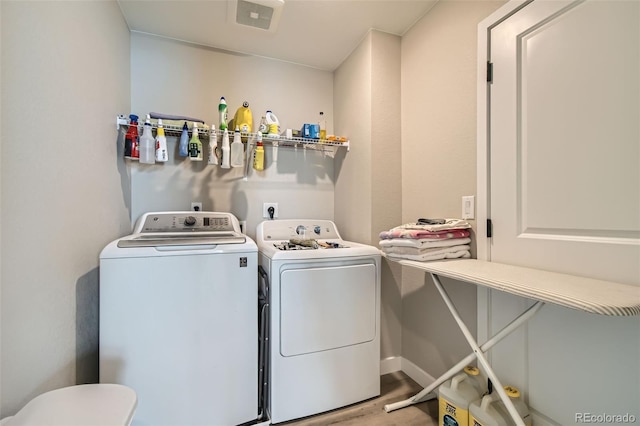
{"left": 208, "top": 124, "right": 218, "bottom": 166}
{"left": 221, "top": 129, "right": 231, "bottom": 169}
{"left": 139, "top": 114, "right": 156, "bottom": 164}
{"left": 230, "top": 127, "right": 244, "bottom": 167}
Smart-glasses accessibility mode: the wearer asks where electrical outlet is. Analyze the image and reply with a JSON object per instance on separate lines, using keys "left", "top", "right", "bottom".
{"left": 191, "top": 202, "right": 202, "bottom": 212}
{"left": 263, "top": 202, "right": 278, "bottom": 219}
{"left": 462, "top": 196, "right": 475, "bottom": 219}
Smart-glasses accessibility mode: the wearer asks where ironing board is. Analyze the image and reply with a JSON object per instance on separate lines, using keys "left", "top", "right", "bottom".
{"left": 383, "top": 259, "right": 640, "bottom": 425}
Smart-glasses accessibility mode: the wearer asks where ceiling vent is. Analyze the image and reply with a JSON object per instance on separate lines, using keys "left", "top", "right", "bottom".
{"left": 228, "top": 0, "right": 285, "bottom": 33}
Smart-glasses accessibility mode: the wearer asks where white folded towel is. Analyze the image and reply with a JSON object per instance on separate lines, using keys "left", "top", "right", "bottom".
{"left": 382, "top": 243, "right": 471, "bottom": 257}
{"left": 379, "top": 237, "right": 471, "bottom": 250}
{"left": 385, "top": 246, "right": 471, "bottom": 262}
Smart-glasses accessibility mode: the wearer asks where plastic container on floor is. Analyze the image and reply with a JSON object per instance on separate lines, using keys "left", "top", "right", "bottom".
{"left": 438, "top": 366, "right": 487, "bottom": 426}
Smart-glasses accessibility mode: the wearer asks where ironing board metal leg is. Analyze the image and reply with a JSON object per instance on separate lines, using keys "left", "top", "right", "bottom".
{"left": 383, "top": 276, "right": 544, "bottom": 420}
{"left": 430, "top": 273, "right": 526, "bottom": 426}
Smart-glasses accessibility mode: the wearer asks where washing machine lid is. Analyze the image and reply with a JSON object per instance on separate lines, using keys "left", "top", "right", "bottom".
{"left": 116, "top": 211, "right": 246, "bottom": 248}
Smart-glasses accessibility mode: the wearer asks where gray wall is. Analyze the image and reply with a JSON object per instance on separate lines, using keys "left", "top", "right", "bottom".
{"left": 1, "top": 0, "right": 131, "bottom": 416}
{"left": 128, "top": 33, "right": 337, "bottom": 237}
{"left": 334, "top": 31, "right": 403, "bottom": 362}
{"left": 400, "top": 0, "right": 505, "bottom": 378}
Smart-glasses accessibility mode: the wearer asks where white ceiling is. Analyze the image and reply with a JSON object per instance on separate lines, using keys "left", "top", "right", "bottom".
{"left": 117, "top": 0, "right": 438, "bottom": 71}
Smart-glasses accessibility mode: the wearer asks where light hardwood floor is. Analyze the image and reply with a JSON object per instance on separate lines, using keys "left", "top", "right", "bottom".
{"left": 279, "top": 371, "right": 438, "bottom": 426}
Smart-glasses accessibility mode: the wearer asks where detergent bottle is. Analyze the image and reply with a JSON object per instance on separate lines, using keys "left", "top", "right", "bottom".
{"left": 253, "top": 132, "right": 264, "bottom": 171}
{"left": 258, "top": 116, "right": 268, "bottom": 134}
{"left": 139, "top": 114, "right": 156, "bottom": 164}
{"left": 233, "top": 101, "right": 253, "bottom": 134}
{"left": 438, "top": 366, "right": 486, "bottom": 426}
{"left": 265, "top": 110, "right": 280, "bottom": 137}
{"left": 188, "top": 122, "right": 203, "bottom": 161}
{"left": 124, "top": 114, "right": 139, "bottom": 159}
{"left": 230, "top": 127, "right": 244, "bottom": 167}
{"left": 207, "top": 124, "right": 218, "bottom": 166}
{"left": 469, "top": 386, "right": 532, "bottom": 426}
{"left": 218, "top": 97, "right": 228, "bottom": 131}
{"left": 179, "top": 122, "right": 189, "bottom": 157}
{"left": 220, "top": 129, "right": 231, "bottom": 169}
{"left": 155, "top": 119, "right": 168, "bottom": 162}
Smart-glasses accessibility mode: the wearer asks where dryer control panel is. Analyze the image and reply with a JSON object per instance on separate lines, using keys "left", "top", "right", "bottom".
{"left": 260, "top": 219, "right": 341, "bottom": 241}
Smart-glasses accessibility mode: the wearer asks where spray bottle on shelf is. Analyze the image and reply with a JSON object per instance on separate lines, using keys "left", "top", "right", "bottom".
{"left": 207, "top": 124, "right": 218, "bottom": 166}
{"left": 218, "top": 97, "right": 228, "bottom": 131}
{"left": 220, "top": 129, "right": 231, "bottom": 169}
{"left": 230, "top": 127, "right": 244, "bottom": 167}
{"left": 179, "top": 122, "right": 189, "bottom": 157}
{"left": 155, "top": 119, "right": 168, "bottom": 162}
{"left": 253, "top": 131, "right": 265, "bottom": 171}
{"left": 189, "top": 123, "right": 203, "bottom": 161}
{"left": 139, "top": 114, "right": 156, "bottom": 164}
{"left": 124, "top": 114, "right": 139, "bottom": 159}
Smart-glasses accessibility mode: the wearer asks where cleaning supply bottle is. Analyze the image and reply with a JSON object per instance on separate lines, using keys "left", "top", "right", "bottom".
{"left": 253, "top": 132, "right": 264, "bottom": 171}
{"left": 318, "top": 111, "right": 327, "bottom": 140}
{"left": 230, "top": 127, "right": 244, "bottom": 167}
{"left": 124, "top": 114, "right": 139, "bottom": 159}
{"left": 179, "top": 122, "right": 189, "bottom": 157}
{"left": 188, "top": 122, "right": 203, "bottom": 161}
{"left": 139, "top": 114, "right": 156, "bottom": 164}
{"left": 207, "top": 124, "right": 218, "bottom": 166}
{"left": 155, "top": 119, "right": 168, "bottom": 162}
{"left": 220, "top": 128, "right": 231, "bottom": 169}
{"left": 258, "top": 115, "right": 268, "bottom": 134}
{"left": 218, "top": 97, "right": 228, "bottom": 131}
{"left": 233, "top": 101, "right": 253, "bottom": 134}
{"left": 438, "top": 366, "right": 486, "bottom": 426}
{"left": 265, "top": 110, "right": 280, "bottom": 137}
{"left": 469, "top": 386, "right": 532, "bottom": 426}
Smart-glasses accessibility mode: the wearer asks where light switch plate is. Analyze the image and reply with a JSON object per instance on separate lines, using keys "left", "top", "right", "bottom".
{"left": 462, "top": 196, "right": 475, "bottom": 220}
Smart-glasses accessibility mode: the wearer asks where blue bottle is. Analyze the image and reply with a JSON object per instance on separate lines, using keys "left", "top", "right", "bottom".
{"left": 179, "top": 122, "right": 189, "bottom": 157}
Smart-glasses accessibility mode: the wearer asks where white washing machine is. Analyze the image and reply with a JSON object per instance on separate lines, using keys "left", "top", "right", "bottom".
{"left": 100, "top": 211, "right": 259, "bottom": 426}
{"left": 256, "top": 219, "right": 381, "bottom": 424}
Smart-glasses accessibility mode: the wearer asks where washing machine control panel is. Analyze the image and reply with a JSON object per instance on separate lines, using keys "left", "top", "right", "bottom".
{"left": 134, "top": 212, "right": 239, "bottom": 234}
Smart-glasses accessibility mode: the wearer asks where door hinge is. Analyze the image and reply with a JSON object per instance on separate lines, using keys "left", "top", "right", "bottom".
{"left": 487, "top": 62, "right": 493, "bottom": 83}
{"left": 487, "top": 219, "right": 493, "bottom": 238}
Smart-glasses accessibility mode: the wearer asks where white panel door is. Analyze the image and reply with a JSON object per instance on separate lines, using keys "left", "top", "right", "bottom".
{"left": 490, "top": 0, "right": 640, "bottom": 284}
{"left": 486, "top": 1, "right": 640, "bottom": 424}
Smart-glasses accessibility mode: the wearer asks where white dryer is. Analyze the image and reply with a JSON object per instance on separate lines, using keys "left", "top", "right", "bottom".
{"left": 100, "top": 211, "right": 259, "bottom": 426}
{"left": 256, "top": 219, "right": 381, "bottom": 424}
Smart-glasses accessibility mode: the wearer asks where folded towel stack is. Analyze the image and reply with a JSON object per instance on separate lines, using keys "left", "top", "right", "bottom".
{"left": 379, "top": 219, "right": 472, "bottom": 262}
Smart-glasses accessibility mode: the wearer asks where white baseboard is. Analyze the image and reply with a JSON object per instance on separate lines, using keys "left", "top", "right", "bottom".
{"left": 380, "top": 356, "right": 402, "bottom": 375}
{"left": 380, "top": 356, "right": 437, "bottom": 390}
{"left": 400, "top": 357, "right": 437, "bottom": 389}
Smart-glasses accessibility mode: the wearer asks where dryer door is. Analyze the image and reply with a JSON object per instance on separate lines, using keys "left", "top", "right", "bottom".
{"left": 280, "top": 263, "right": 377, "bottom": 356}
